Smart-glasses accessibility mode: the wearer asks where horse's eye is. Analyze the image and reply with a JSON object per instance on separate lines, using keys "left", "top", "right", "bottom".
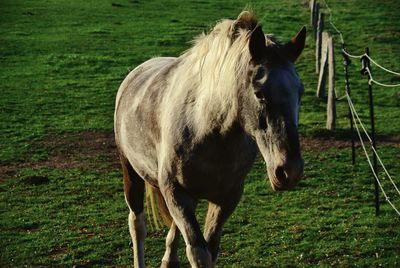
{"left": 254, "top": 90, "right": 264, "bottom": 100}
{"left": 253, "top": 67, "right": 267, "bottom": 85}
{"left": 254, "top": 67, "right": 266, "bottom": 81}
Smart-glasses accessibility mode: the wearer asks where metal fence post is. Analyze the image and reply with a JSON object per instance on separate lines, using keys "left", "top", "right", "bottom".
{"left": 361, "top": 47, "right": 380, "bottom": 216}
{"left": 342, "top": 44, "right": 356, "bottom": 165}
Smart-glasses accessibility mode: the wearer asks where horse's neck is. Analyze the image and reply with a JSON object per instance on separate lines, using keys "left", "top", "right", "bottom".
{"left": 171, "top": 62, "right": 240, "bottom": 138}
{"left": 196, "top": 91, "right": 237, "bottom": 133}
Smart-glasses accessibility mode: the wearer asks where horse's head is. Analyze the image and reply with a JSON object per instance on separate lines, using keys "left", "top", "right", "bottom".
{"left": 235, "top": 12, "right": 306, "bottom": 191}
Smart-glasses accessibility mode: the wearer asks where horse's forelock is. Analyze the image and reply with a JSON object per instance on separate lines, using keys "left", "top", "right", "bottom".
{"left": 182, "top": 12, "right": 258, "bottom": 76}
{"left": 233, "top": 11, "right": 258, "bottom": 31}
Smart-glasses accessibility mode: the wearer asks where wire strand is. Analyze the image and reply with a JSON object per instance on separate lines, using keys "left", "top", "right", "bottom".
{"left": 346, "top": 93, "right": 400, "bottom": 216}
{"left": 342, "top": 48, "right": 364, "bottom": 59}
{"left": 321, "top": 0, "right": 344, "bottom": 44}
{"left": 365, "top": 67, "right": 400, "bottom": 87}
{"left": 366, "top": 55, "right": 400, "bottom": 76}
{"left": 346, "top": 92, "right": 400, "bottom": 196}
{"left": 323, "top": 0, "right": 400, "bottom": 77}
{"left": 336, "top": 93, "right": 347, "bottom": 101}
{"left": 323, "top": 0, "right": 400, "bottom": 215}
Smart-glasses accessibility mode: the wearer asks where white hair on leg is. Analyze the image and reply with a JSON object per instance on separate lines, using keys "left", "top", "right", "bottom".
{"left": 127, "top": 206, "right": 146, "bottom": 268}
{"left": 128, "top": 211, "right": 146, "bottom": 268}
{"left": 161, "top": 221, "right": 180, "bottom": 267}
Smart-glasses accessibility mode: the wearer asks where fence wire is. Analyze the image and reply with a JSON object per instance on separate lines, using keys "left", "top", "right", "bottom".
{"left": 365, "top": 67, "right": 400, "bottom": 88}
{"left": 321, "top": 0, "right": 400, "bottom": 87}
{"left": 345, "top": 92, "right": 400, "bottom": 197}
{"left": 346, "top": 93, "right": 400, "bottom": 216}
{"left": 318, "top": 0, "right": 400, "bottom": 216}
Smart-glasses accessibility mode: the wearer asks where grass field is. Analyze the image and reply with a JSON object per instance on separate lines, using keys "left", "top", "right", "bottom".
{"left": 1, "top": 0, "right": 400, "bottom": 267}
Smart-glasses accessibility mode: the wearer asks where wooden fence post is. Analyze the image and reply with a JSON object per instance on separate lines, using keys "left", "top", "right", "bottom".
{"left": 310, "top": 0, "right": 316, "bottom": 26}
{"left": 316, "top": 12, "right": 324, "bottom": 73}
{"left": 326, "top": 35, "right": 336, "bottom": 130}
{"left": 317, "top": 32, "right": 329, "bottom": 98}
{"left": 313, "top": 2, "right": 320, "bottom": 39}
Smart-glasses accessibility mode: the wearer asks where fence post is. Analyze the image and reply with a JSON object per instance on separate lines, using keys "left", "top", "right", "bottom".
{"left": 310, "top": 0, "right": 316, "bottom": 27}
{"left": 316, "top": 12, "right": 324, "bottom": 74}
{"left": 342, "top": 44, "right": 356, "bottom": 165}
{"left": 313, "top": 2, "right": 320, "bottom": 39}
{"left": 361, "top": 48, "right": 380, "bottom": 216}
{"left": 326, "top": 35, "right": 336, "bottom": 130}
{"left": 317, "top": 32, "right": 329, "bottom": 98}
{"left": 309, "top": 0, "right": 315, "bottom": 10}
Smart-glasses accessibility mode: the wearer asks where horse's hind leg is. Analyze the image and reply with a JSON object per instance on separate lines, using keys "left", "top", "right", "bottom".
{"left": 161, "top": 221, "right": 181, "bottom": 268}
{"left": 120, "top": 155, "right": 146, "bottom": 268}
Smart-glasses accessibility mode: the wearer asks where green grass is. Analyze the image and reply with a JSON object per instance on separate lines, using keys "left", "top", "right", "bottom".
{"left": 1, "top": 0, "right": 400, "bottom": 267}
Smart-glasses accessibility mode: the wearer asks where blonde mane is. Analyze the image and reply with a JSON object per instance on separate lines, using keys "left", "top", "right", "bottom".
{"left": 168, "top": 12, "right": 258, "bottom": 136}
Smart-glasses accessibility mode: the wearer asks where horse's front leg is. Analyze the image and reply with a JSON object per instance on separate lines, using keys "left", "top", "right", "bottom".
{"left": 161, "top": 221, "right": 181, "bottom": 268}
{"left": 159, "top": 180, "right": 212, "bottom": 268}
{"left": 203, "top": 183, "right": 244, "bottom": 265}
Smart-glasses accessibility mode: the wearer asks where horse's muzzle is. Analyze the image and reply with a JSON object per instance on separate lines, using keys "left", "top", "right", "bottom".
{"left": 269, "top": 158, "right": 304, "bottom": 191}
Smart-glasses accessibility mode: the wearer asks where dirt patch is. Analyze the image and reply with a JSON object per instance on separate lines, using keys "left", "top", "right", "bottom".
{"left": 301, "top": 136, "right": 351, "bottom": 152}
{"left": 0, "top": 130, "right": 399, "bottom": 179}
{"left": 49, "top": 246, "right": 68, "bottom": 259}
{"left": 39, "top": 130, "right": 117, "bottom": 161}
{"left": 0, "top": 130, "right": 119, "bottom": 179}
{"left": 24, "top": 222, "right": 41, "bottom": 232}
{"left": 301, "top": 134, "right": 400, "bottom": 152}
{"left": 23, "top": 175, "right": 50, "bottom": 185}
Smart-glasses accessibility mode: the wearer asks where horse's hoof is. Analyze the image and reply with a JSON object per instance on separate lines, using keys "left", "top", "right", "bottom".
{"left": 160, "top": 260, "right": 180, "bottom": 268}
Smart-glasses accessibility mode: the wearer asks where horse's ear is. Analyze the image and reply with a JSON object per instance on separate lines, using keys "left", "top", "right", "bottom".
{"left": 284, "top": 26, "right": 306, "bottom": 62}
{"left": 232, "top": 11, "right": 266, "bottom": 62}
{"left": 249, "top": 25, "right": 266, "bottom": 62}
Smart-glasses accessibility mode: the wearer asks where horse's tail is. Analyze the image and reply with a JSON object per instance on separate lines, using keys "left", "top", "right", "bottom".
{"left": 145, "top": 183, "right": 172, "bottom": 229}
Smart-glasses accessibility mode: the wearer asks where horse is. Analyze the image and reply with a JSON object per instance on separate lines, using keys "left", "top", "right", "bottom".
{"left": 114, "top": 11, "right": 306, "bottom": 268}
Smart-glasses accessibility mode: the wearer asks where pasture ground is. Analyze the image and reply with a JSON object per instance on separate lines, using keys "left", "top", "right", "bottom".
{"left": 1, "top": 0, "right": 400, "bottom": 267}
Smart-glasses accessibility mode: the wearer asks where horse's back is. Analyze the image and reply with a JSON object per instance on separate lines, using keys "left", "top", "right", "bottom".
{"left": 114, "top": 57, "right": 177, "bottom": 183}
{"left": 115, "top": 57, "right": 176, "bottom": 112}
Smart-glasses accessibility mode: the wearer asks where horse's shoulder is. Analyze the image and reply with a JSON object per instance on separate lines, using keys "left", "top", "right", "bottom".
{"left": 116, "top": 57, "right": 177, "bottom": 105}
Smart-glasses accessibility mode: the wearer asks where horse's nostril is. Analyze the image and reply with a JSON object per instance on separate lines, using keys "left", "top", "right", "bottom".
{"left": 275, "top": 166, "right": 287, "bottom": 181}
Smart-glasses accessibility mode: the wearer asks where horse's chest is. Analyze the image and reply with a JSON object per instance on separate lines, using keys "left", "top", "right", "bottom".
{"left": 177, "top": 134, "right": 257, "bottom": 200}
